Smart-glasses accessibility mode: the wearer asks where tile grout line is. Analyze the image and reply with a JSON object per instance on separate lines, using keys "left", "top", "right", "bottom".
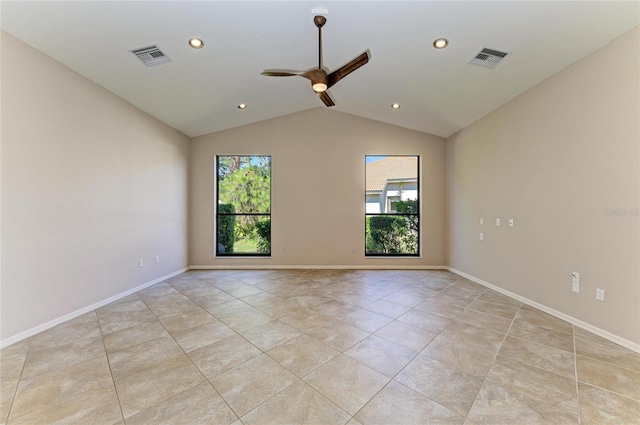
{"left": 3, "top": 334, "right": 35, "bottom": 424}
{"left": 96, "top": 310, "right": 127, "bottom": 424}
{"left": 573, "top": 325, "right": 582, "bottom": 425}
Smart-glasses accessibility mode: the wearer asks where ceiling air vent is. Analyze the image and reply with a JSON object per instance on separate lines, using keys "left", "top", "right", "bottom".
{"left": 130, "top": 44, "right": 171, "bottom": 67}
{"left": 469, "top": 48, "right": 508, "bottom": 69}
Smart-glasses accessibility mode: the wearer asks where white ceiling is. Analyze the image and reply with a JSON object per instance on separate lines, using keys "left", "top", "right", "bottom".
{"left": 1, "top": 1, "right": 638, "bottom": 138}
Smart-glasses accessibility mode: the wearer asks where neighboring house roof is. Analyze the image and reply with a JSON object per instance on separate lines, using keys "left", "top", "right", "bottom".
{"left": 366, "top": 156, "right": 418, "bottom": 193}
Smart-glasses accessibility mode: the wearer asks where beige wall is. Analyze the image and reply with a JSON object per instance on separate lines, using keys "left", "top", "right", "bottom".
{"left": 1, "top": 32, "right": 190, "bottom": 341}
{"left": 447, "top": 27, "right": 640, "bottom": 344}
{"left": 189, "top": 108, "right": 447, "bottom": 267}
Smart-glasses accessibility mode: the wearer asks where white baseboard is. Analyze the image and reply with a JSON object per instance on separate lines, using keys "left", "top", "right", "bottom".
{"left": 0, "top": 268, "right": 188, "bottom": 349}
{"left": 448, "top": 267, "right": 640, "bottom": 354}
{"left": 189, "top": 265, "right": 449, "bottom": 270}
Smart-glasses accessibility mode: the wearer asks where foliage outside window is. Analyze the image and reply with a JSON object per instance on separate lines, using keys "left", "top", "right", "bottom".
{"left": 216, "top": 155, "right": 271, "bottom": 256}
{"left": 365, "top": 155, "right": 419, "bottom": 256}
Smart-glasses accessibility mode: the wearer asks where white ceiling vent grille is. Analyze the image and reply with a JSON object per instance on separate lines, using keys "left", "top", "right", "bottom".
{"left": 130, "top": 45, "right": 171, "bottom": 67}
{"left": 469, "top": 48, "right": 508, "bottom": 69}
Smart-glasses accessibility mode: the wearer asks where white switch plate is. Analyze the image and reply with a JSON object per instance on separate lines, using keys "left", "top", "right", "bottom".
{"left": 480, "top": 218, "right": 484, "bottom": 225}
{"left": 480, "top": 232, "right": 484, "bottom": 241}
{"left": 572, "top": 272, "right": 580, "bottom": 293}
{"left": 138, "top": 259, "right": 143, "bottom": 268}
{"left": 509, "top": 219, "right": 514, "bottom": 227}
{"left": 596, "top": 288, "right": 605, "bottom": 301}
{"left": 496, "top": 218, "right": 501, "bottom": 226}
{"left": 155, "top": 256, "right": 160, "bottom": 264}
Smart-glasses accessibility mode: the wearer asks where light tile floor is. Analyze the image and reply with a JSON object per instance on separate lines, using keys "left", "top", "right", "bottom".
{"left": 2, "top": 269, "right": 639, "bottom": 424}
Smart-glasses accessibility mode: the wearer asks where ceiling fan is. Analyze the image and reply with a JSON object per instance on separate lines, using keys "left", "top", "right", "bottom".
{"left": 261, "top": 15, "right": 370, "bottom": 107}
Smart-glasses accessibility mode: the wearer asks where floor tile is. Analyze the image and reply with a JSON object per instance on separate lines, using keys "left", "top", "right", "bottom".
{"left": 171, "top": 320, "right": 236, "bottom": 353}
{"left": 438, "top": 320, "right": 505, "bottom": 354}
{"left": 280, "top": 308, "right": 334, "bottom": 332}
{"left": 576, "top": 355, "right": 640, "bottom": 401}
{"left": 311, "top": 300, "right": 360, "bottom": 319}
{"left": 10, "top": 355, "right": 112, "bottom": 419}
{"left": 507, "top": 322, "right": 574, "bottom": 353}
{"left": 484, "top": 355, "right": 578, "bottom": 420}
{"left": 241, "top": 380, "right": 350, "bottom": 425}
{"left": 456, "top": 309, "right": 512, "bottom": 334}
{"left": 363, "top": 299, "right": 412, "bottom": 318}
{"left": 467, "top": 299, "right": 519, "bottom": 320}
{"left": 466, "top": 380, "right": 563, "bottom": 424}
{"left": 344, "top": 335, "right": 417, "bottom": 377}
{"left": 125, "top": 382, "right": 238, "bottom": 425}
{"left": 211, "top": 354, "right": 297, "bottom": 417}
{"left": 476, "top": 290, "right": 522, "bottom": 308}
{"left": 375, "top": 320, "right": 437, "bottom": 352}
{"left": 156, "top": 306, "right": 216, "bottom": 333}
{"left": 307, "top": 320, "right": 370, "bottom": 352}
{"left": 514, "top": 306, "right": 573, "bottom": 334}
{"left": 188, "top": 334, "right": 261, "bottom": 380}
{"left": 499, "top": 336, "right": 575, "bottom": 378}
{"left": 107, "top": 335, "right": 183, "bottom": 380}
{"left": 413, "top": 298, "right": 465, "bottom": 319}
{"left": 0, "top": 338, "right": 32, "bottom": 385}
{"left": 396, "top": 309, "right": 451, "bottom": 333}
{"left": 115, "top": 354, "right": 205, "bottom": 418}
{"left": 28, "top": 313, "right": 100, "bottom": 353}
{"left": 341, "top": 309, "right": 393, "bottom": 333}
{"left": 7, "top": 384, "right": 122, "bottom": 425}
{"left": 574, "top": 328, "right": 640, "bottom": 372}
{"left": 381, "top": 292, "right": 425, "bottom": 307}
{"left": 578, "top": 381, "right": 640, "bottom": 424}
{"left": 21, "top": 336, "right": 105, "bottom": 380}
{"left": 355, "top": 380, "right": 465, "bottom": 425}
{"left": 268, "top": 334, "right": 340, "bottom": 378}
{"left": 396, "top": 354, "right": 483, "bottom": 416}
{"left": 304, "top": 354, "right": 389, "bottom": 415}
{"left": 102, "top": 320, "right": 167, "bottom": 353}
{"left": 4, "top": 269, "right": 634, "bottom": 424}
{"left": 240, "top": 320, "right": 301, "bottom": 352}
{"left": 421, "top": 335, "right": 496, "bottom": 379}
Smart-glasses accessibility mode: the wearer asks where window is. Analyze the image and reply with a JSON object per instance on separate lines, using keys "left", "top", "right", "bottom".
{"left": 216, "top": 155, "right": 271, "bottom": 256}
{"left": 365, "top": 155, "right": 419, "bottom": 256}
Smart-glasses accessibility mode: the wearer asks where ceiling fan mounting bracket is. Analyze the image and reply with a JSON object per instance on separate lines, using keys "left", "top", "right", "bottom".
{"left": 314, "top": 16, "right": 327, "bottom": 28}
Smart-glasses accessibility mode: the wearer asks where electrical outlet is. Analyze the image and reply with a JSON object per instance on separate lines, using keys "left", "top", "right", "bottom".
{"left": 596, "top": 288, "right": 605, "bottom": 301}
{"left": 496, "top": 218, "right": 501, "bottom": 226}
{"left": 138, "top": 259, "right": 144, "bottom": 268}
{"left": 572, "top": 272, "right": 580, "bottom": 293}
{"left": 480, "top": 232, "right": 484, "bottom": 241}
{"left": 480, "top": 218, "right": 484, "bottom": 226}
{"left": 155, "top": 256, "right": 160, "bottom": 264}
{"left": 509, "top": 219, "right": 514, "bottom": 227}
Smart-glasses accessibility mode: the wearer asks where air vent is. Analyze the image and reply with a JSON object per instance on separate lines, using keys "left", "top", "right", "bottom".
{"left": 130, "top": 45, "right": 171, "bottom": 67}
{"left": 469, "top": 48, "right": 508, "bottom": 69}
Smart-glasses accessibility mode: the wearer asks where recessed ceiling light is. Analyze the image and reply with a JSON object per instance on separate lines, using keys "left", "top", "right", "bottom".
{"left": 188, "top": 38, "right": 204, "bottom": 49}
{"left": 237, "top": 103, "right": 247, "bottom": 110}
{"left": 391, "top": 103, "right": 401, "bottom": 109}
{"left": 433, "top": 38, "right": 448, "bottom": 49}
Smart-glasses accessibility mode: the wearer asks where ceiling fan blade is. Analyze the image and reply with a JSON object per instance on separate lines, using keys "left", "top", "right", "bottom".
{"left": 318, "top": 91, "right": 335, "bottom": 107}
{"left": 327, "top": 51, "right": 370, "bottom": 88}
{"left": 261, "top": 70, "right": 304, "bottom": 77}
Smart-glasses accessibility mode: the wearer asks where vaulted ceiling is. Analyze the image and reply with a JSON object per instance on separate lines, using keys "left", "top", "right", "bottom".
{"left": 2, "top": 1, "right": 638, "bottom": 138}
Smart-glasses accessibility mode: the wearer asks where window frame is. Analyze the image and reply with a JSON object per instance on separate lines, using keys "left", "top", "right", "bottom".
{"left": 365, "top": 155, "right": 420, "bottom": 257}
{"left": 215, "top": 155, "right": 271, "bottom": 257}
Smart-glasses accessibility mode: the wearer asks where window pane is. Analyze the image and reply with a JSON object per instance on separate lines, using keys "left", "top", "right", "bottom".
{"left": 217, "top": 156, "right": 271, "bottom": 213}
{"left": 216, "top": 155, "right": 271, "bottom": 256}
{"left": 365, "top": 155, "right": 419, "bottom": 256}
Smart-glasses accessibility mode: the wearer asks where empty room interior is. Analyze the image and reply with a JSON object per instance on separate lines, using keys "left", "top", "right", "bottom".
{"left": 1, "top": 1, "right": 639, "bottom": 424}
